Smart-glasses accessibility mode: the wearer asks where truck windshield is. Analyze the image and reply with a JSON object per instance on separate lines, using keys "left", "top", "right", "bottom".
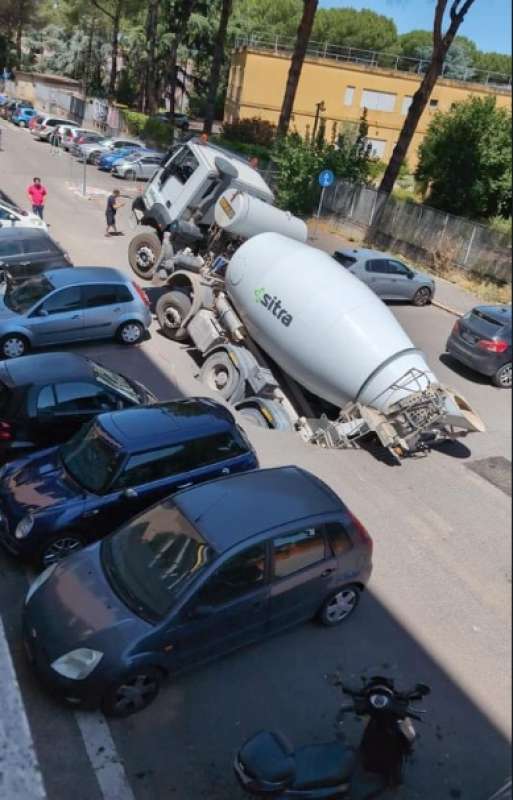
{"left": 161, "top": 148, "right": 199, "bottom": 185}
{"left": 101, "top": 500, "right": 212, "bottom": 622}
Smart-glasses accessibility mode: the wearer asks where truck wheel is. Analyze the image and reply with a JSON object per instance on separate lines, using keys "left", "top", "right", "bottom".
{"left": 200, "top": 352, "right": 246, "bottom": 403}
{"left": 156, "top": 290, "right": 191, "bottom": 341}
{"left": 128, "top": 232, "right": 161, "bottom": 279}
{"left": 235, "top": 398, "right": 294, "bottom": 431}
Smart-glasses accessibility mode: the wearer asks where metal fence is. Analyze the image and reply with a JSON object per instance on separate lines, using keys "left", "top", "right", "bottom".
{"left": 235, "top": 35, "right": 512, "bottom": 90}
{"left": 323, "top": 179, "right": 512, "bottom": 284}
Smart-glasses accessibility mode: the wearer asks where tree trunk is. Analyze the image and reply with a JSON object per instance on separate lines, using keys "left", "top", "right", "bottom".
{"left": 166, "top": 0, "right": 196, "bottom": 144}
{"left": 276, "top": 0, "right": 318, "bottom": 138}
{"left": 144, "top": 0, "right": 160, "bottom": 114}
{"left": 108, "top": 0, "right": 123, "bottom": 99}
{"left": 378, "top": 0, "right": 477, "bottom": 196}
{"left": 203, "top": 0, "right": 233, "bottom": 134}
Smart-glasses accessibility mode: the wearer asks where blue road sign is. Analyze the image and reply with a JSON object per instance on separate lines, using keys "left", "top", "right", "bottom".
{"left": 318, "top": 169, "right": 335, "bottom": 188}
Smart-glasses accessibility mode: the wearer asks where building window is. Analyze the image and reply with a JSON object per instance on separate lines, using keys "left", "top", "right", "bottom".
{"left": 429, "top": 98, "right": 439, "bottom": 108}
{"left": 344, "top": 86, "right": 355, "bottom": 106}
{"left": 365, "top": 138, "right": 387, "bottom": 158}
{"left": 361, "top": 89, "right": 396, "bottom": 112}
{"left": 401, "top": 96, "right": 413, "bottom": 115}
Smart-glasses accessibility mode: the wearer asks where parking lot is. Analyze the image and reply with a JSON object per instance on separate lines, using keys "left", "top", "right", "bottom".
{"left": 0, "top": 119, "right": 511, "bottom": 800}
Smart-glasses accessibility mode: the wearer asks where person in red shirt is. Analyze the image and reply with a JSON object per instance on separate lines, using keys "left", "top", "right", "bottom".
{"left": 27, "top": 177, "right": 47, "bottom": 220}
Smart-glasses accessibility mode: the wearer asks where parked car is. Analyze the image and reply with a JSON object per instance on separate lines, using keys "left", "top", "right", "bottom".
{"left": 0, "top": 198, "right": 48, "bottom": 231}
{"left": 332, "top": 247, "right": 435, "bottom": 306}
{"left": 112, "top": 150, "right": 164, "bottom": 181}
{"left": 96, "top": 145, "right": 143, "bottom": 170}
{"left": 446, "top": 305, "right": 512, "bottom": 388}
{"left": 2, "top": 397, "right": 258, "bottom": 567}
{"left": 28, "top": 114, "right": 45, "bottom": 132}
{"left": 79, "top": 137, "right": 143, "bottom": 164}
{"left": 11, "top": 107, "right": 39, "bottom": 127}
{"left": 0, "top": 228, "right": 70, "bottom": 283}
{"left": 0, "top": 267, "right": 152, "bottom": 358}
{"left": 151, "top": 111, "right": 190, "bottom": 130}
{"left": 70, "top": 131, "right": 105, "bottom": 157}
{"left": 22, "top": 465, "right": 372, "bottom": 714}
{"left": 2, "top": 99, "right": 34, "bottom": 120}
{"left": 0, "top": 352, "right": 157, "bottom": 464}
{"left": 62, "top": 128, "right": 101, "bottom": 152}
{"left": 32, "top": 115, "right": 71, "bottom": 141}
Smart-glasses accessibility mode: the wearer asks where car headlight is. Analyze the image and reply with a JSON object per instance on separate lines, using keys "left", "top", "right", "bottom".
{"left": 25, "top": 563, "right": 57, "bottom": 604}
{"left": 15, "top": 514, "right": 34, "bottom": 539}
{"left": 51, "top": 649, "right": 104, "bottom": 680}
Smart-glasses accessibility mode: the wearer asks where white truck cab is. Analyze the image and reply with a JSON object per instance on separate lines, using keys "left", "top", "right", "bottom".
{"left": 129, "top": 138, "right": 274, "bottom": 276}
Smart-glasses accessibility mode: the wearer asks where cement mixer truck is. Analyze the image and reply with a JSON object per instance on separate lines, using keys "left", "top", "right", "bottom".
{"left": 128, "top": 142, "right": 484, "bottom": 462}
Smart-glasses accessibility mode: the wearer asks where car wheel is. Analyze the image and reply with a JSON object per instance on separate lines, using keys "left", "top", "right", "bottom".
{"left": 318, "top": 585, "right": 361, "bottom": 626}
{"left": 38, "top": 533, "right": 85, "bottom": 569}
{"left": 156, "top": 290, "right": 192, "bottom": 341}
{"left": 19, "top": 120, "right": 26, "bottom": 128}
{"left": 116, "top": 320, "right": 145, "bottom": 345}
{"left": 492, "top": 362, "right": 512, "bottom": 388}
{"left": 0, "top": 334, "right": 29, "bottom": 359}
{"left": 102, "top": 667, "right": 162, "bottom": 717}
{"left": 125, "top": 169, "right": 136, "bottom": 181}
{"left": 412, "top": 287, "right": 432, "bottom": 306}
{"left": 128, "top": 231, "right": 161, "bottom": 279}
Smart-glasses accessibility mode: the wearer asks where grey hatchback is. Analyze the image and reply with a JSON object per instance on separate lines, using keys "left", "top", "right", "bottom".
{"left": 0, "top": 268, "right": 152, "bottom": 358}
{"left": 333, "top": 248, "right": 435, "bottom": 306}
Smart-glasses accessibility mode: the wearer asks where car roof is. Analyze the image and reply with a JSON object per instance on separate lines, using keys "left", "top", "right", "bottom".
{"left": 176, "top": 466, "right": 343, "bottom": 553}
{"left": 47, "top": 267, "right": 127, "bottom": 287}
{"left": 0, "top": 352, "right": 94, "bottom": 388}
{"left": 0, "top": 226, "right": 53, "bottom": 241}
{"left": 97, "top": 399, "right": 236, "bottom": 452}
{"left": 335, "top": 247, "right": 392, "bottom": 260}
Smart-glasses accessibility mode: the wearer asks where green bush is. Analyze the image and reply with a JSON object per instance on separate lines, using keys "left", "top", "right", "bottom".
{"left": 123, "top": 110, "right": 147, "bottom": 137}
{"left": 222, "top": 117, "right": 276, "bottom": 148}
{"left": 122, "top": 110, "right": 174, "bottom": 148}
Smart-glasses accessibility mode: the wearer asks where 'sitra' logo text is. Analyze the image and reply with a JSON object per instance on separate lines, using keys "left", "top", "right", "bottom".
{"left": 255, "top": 288, "right": 293, "bottom": 327}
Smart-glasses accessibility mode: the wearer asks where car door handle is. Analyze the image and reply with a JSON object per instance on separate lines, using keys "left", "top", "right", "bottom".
{"left": 321, "top": 568, "right": 335, "bottom": 578}
{"left": 83, "top": 509, "right": 99, "bottom": 517}
{"left": 177, "top": 481, "right": 194, "bottom": 489}
{"left": 71, "top": 314, "right": 80, "bottom": 319}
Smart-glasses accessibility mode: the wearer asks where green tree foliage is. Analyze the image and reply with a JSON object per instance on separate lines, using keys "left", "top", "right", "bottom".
{"left": 230, "top": 0, "right": 301, "bottom": 40}
{"left": 273, "top": 113, "right": 372, "bottom": 214}
{"left": 312, "top": 7, "right": 397, "bottom": 51}
{"left": 416, "top": 96, "right": 512, "bottom": 220}
{"left": 473, "top": 50, "right": 512, "bottom": 77}
{"left": 222, "top": 116, "right": 276, "bottom": 146}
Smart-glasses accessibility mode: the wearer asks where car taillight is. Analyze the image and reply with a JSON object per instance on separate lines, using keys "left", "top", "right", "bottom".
{"left": 0, "top": 420, "right": 12, "bottom": 441}
{"left": 348, "top": 510, "right": 373, "bottom": 554}
{"left": 452, "top": 320, "right": 461, "bottom": 335}
{"left": 477, "top": 339, "right": 508, "bottom": 353}
{"left": 132, "top": 281, "right": 150, "bottom": 307}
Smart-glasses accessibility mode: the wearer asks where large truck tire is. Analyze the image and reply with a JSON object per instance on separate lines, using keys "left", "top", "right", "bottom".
{"left": 199, "top": 351, "right": 246, "bottom": 403}
{"left": 235, "top": 398, "right": 294, "bottom": 431}
{"left": 156, "top": 290, "right": 192, "bottom": 341}
{"left": 128, "top": 232, "right": 162, "bottom": 280}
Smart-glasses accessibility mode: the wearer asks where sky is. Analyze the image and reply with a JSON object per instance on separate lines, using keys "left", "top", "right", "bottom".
{"left": 318, "top": 0, "right": 512, "bottom": 54}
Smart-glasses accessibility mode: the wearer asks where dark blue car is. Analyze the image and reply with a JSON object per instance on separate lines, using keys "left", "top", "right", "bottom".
{"left": 0, "top": 398, "right": 257, "bottom": 567}
{"left": 23, "top": 466, "right": 373, "bottom": 716}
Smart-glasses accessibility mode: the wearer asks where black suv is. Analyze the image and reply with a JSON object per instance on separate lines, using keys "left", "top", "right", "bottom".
{"left": 0, "top": 228, "right": 72, "bottom": 283}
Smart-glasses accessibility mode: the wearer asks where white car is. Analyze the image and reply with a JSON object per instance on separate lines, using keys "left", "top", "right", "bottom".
{"left": 0, "top": 198, "right": 48, "bottom": 231}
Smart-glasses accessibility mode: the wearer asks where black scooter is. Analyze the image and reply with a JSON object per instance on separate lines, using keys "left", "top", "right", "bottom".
{"left": 234, "top": 675, "right": 430, "bottom": 799}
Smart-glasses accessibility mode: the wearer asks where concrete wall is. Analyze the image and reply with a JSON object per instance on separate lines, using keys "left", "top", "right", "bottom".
{"left": 5, "top": 71, "right": 85, "bottom": 121}
{"left": 225, "top": 48, "right": 512, "bottom": 168}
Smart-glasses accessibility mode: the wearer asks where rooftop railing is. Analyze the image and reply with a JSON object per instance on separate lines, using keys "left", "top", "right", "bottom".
{"left": 234, "top": 35, "right": 512, "bottom": 91}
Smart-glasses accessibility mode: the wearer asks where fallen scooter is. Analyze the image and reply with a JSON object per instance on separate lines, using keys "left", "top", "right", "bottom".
{"left": 234, "top": 675, "right": 431, "bottom": 799}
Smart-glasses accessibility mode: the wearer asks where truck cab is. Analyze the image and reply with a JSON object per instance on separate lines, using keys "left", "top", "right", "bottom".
{"left": 129, "top": 138, "right": 274, "bottom": 277}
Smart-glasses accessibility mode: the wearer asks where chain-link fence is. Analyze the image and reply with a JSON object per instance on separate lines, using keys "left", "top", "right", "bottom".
{"left": 323, "top": 179, "right": 512, "bottom": 284}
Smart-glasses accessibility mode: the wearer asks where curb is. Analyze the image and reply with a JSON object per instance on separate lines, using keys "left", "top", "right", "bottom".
{"left": 432, "top": 299, "right": 464, "bottom": 317}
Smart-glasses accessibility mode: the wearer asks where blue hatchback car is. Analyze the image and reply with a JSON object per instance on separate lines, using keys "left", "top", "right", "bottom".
{"left": 97, "top": 146, "right": 142, "bottom": 171}
{"left": 22, "top": 466, "right": 373, "bottom": 716}
{"left": 0, "top": 398, "right": 257, "bottom": 567}
{"left": 12, "top": 107, "right": 39, "bottom": 127}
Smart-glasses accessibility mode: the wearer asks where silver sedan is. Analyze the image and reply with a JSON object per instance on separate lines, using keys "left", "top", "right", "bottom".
{"left": 332, "top": 247, "right": 435, "bottom": 306}
{"left": 112, "top": 152, "right": 163, "bottom": 181}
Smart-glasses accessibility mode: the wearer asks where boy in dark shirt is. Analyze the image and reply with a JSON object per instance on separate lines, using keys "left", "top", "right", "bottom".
{"left": 105, "top": 189, "right": 124, "bottom": 236}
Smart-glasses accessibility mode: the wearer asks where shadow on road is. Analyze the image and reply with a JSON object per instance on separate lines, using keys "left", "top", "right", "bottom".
{"left": 439, "top": 353, "right": 495, "bottom": 388}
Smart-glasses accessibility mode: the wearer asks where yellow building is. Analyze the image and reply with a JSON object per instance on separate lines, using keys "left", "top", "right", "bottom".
{"left": 225, "top": 43, "right": 512, "bottom": 168}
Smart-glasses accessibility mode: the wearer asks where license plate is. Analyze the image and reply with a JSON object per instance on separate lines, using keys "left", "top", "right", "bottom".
{"left": 461, "top": 331, "right": 476, "bottom": 344}
{"left": 219, "top": 196, "right": 235, "bottom": 220}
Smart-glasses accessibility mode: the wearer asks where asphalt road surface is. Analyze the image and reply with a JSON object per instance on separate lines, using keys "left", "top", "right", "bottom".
{"left": 0, "top": 120, "right": 511, "bottom": 800}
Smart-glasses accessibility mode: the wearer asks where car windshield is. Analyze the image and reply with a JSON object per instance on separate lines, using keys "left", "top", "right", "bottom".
{"left": 4, "top": 275, "right": 54, "bottom": 313}
{"left": 92, "top": 361, "right": 141, "bottom": 403}
{"left": 101, "top": 500, "right": 212, "bottom": 621}
{"left": 60, "top": 421, "right": 122, "bottom": 493}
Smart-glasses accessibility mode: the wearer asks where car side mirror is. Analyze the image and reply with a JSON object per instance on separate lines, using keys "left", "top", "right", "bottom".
{"left": 407, "top": 270, "right": 415, "bottom": 279}
{"left": 123, "top": 487, "right": 138, "bottom": 499}
{"left": 38, "top": 308, "right": 48, "bottom": 317}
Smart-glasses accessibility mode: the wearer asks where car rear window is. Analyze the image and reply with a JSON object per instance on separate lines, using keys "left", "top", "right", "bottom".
{"left": 471, "top": 308, "right": 511, "bottom": 328}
